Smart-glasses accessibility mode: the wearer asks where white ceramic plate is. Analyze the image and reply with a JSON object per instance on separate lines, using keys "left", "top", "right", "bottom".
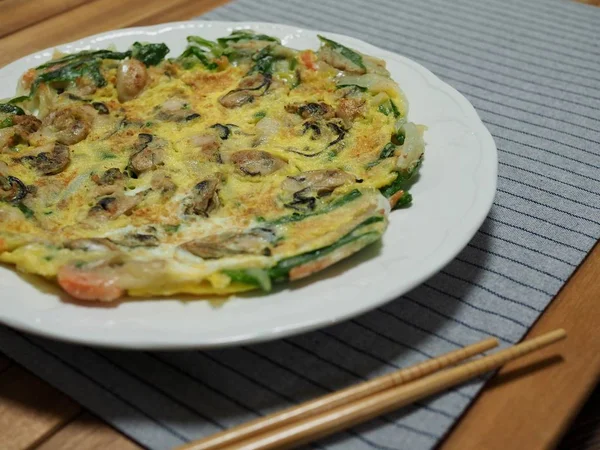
{"left": 0, "top": 21, "right": 497, "bottom": 349}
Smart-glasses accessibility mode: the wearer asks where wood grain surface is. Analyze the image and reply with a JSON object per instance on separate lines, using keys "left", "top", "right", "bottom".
{"left": 36, "top": 413, "right": 142, "bottom": 450}
{"left": 0, "top": 1, "right": 599, "bottom": 449}
{"left": 0, "top": 0, "right": 93, "bottom": 39}
{"left": 0, "top": 0, "right": 228, "bottom": 67}
{"left": 441, "top": 242, "right": 600, "bottom": 450}
{"left": 0, "top": 366, "right": 81, "bottom": 450}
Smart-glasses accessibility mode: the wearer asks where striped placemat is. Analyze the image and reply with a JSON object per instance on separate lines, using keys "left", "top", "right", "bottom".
{"left": 1, "top": 0, "right": 600, "bottom": 448}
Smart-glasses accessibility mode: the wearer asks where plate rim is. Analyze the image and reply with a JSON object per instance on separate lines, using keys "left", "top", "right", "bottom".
{"left": 0, "top": 20, "right": 498, "bottom": 349}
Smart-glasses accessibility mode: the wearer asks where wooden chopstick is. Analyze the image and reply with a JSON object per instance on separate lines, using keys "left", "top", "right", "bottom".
{"left": 178, "top": 336, "right": 499, "bottom": 450}
{"left": 178, "top": 329, "right": 565, "bottom": 450}
{"left": 226, "top": 329, "right": 566, "bottom": 450}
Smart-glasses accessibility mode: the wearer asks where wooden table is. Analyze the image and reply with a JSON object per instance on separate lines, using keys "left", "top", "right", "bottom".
{"left": 1, "top": 1, "right": 599, "bottom": 449}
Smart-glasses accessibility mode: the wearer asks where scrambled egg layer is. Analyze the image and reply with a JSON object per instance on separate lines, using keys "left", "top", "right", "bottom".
{"left": 0, "top": 33, "right": 424, "bottom": 301}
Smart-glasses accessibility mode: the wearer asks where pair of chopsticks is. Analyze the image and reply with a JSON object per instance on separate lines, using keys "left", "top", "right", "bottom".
{"left": 178, "top": 329, "right": 566, "bottom": 450}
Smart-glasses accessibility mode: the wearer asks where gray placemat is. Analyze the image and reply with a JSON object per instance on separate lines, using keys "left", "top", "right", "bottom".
{"left": 1, "top": 0, "right": 600, "bottom": 448}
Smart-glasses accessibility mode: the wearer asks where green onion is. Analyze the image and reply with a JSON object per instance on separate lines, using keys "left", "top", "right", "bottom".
{"left": 16, "top": 202, "right": 34, "bottom": 218}
{"left": 217, "top": 30, "right": 280, "bottom": 46}
{"left": 269, "top": 216, "right": 383, "bottom": 281}
{"left": 131, "top": 42, "right": 170, "bottom": 66}
{"left": 163, "top": 224, "right": 180, "bottom": 233}
{"left": 390, "top": 100, "right": 401, "bottom": 118}
{"left": 379, "top": 160, "right": 422, "bottom": 209}
{"left": 223, "top": 268, "right": 272, "bottom": 291}
{"left": 317, "top": 35, "right": 366, "bottom": 71}
{"left": 179, "top": 46, "right": 218, "bottom": 70}
{"left": 378, "top": 103, "right": 392, "bottom": 116}
{"left": 0, "top": 118, "right": 13, "bottom": 129}
{"left": 100, "top": 151, "right": 116, "bottom": 160}
{"left": 0, "top": 104, "right": 25, "bottom": 115}
{"left": 379, "top": 142, "right": 396, "bottom": 159}
{"left": 267, "top": 189, "right": 362, "bottom": 226}
{"left": 378, "top": 100, "right": 401, "bottom": 118}
{"left": 7, "top": 96, "right": 29, "bottom": 105}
